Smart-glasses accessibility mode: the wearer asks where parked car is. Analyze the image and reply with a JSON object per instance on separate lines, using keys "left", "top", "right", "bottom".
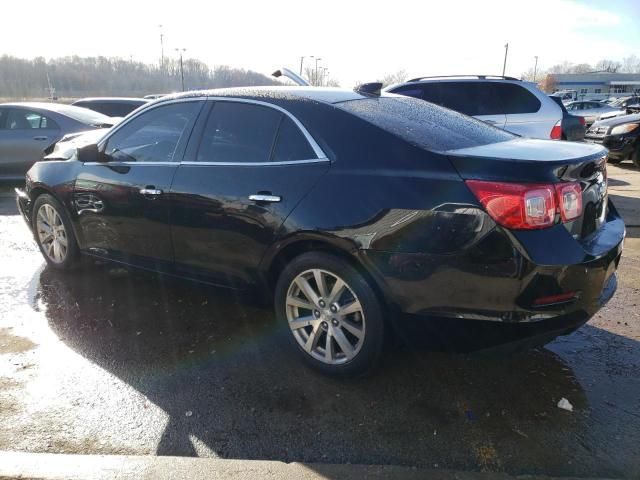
{"left": 564, "top": 101, "right": 625, "bottom": 126}
{"left": 547, "top": 96, "right": 586, "bottom": 141}
{"left": 608, "top": 95, "right": 640, "bottom": 110}
{"left": 585, "top": 113, "right": 640, "bottom": 167}
{"left": 15, "top": 87, "right": 623, "bottom": 376}
{"left": 385, "top": 75, "right": 569, "bottom": 140}
{"left": 71, "top": 97, "right": 148, "bottom": 117}
{"left": 0, "top": 102, "right": 117, "bottom": 179}
{"left": 550, "top": 90, "right": 578, "bottom": 103}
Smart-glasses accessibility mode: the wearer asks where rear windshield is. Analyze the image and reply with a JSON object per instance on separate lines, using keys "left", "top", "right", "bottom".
{"left": 336, "top": 96, "right": 514, "bottom": 151}
{"left": 48, "top": 104, "right": 114, "bottom": 126}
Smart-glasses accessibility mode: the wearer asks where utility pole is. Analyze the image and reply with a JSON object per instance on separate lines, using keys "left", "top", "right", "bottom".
{"left": 533, "top": 55, "right": 539, "bottom": 82}
{"left": 159, "top": 25, "right": 164, "bottom": 69}
{"left": 176, "top": 48, "right": 186, "bottom": 91}
{"left": 299, "top": 56, "right": 305, "bottom": 75}
{"left": 502, "top": 43, "right": 509, "bottom": 77}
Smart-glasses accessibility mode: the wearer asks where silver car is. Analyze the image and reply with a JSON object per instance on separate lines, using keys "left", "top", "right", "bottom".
{"left": 0, "top": 102, "right": 116, "bottom": 179}
{"left": 565, "top": 101, "right": 625, "bottom": 126}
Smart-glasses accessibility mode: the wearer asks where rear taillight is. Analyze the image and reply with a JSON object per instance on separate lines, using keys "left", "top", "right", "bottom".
{"left": 550, "top": 121, "right": 562, "bottom": 140}
{"left": 577, "top": 116, "right": 586, "bottom": 126}
{"left": 466, "top": 180, "right": 583, "bottom": 230}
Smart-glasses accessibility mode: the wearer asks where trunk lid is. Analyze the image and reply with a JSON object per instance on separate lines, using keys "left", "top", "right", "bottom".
{"left": 447, "top": 138, "right": 609, "bottom": 239}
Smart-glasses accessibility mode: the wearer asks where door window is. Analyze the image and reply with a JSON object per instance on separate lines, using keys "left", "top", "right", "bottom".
{"left": 272, "top": 116, "right": 316, "bottom": 161}
{"left": 4, "top": 109, "right": 58, "bottom": 129}
{"left": 197, "top": 102, "right": 281, "bottom": 163}
{"left": 104, "top": 101, "right": 200, "bottom": 163}
{"left": 436, "top": 82, "right": 502, "bottom": 116}
{"left": 493, "top": 83, "right": 541, "bottom": 114}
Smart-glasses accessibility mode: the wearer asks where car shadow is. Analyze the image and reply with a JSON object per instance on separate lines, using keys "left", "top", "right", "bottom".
{"left": 33, "top": 264, "right": 636, "bottom": 478}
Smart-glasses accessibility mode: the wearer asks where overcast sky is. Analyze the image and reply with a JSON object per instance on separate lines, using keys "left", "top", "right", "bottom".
{"left": 1, "top": 0, "right": 639, "bottom": 86}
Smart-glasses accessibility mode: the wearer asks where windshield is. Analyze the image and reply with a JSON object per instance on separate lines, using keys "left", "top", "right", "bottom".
{"left": 336, "top": 96, "right": 515, "bottom": 151}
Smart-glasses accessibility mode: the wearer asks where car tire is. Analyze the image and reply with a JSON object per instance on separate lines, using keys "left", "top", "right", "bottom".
{"left": 632, "top": 145, "right": 640, "bottom": 168}
{"left": 32, "top": 193, "right": 80, "bottom": 270}
{"left": 274, "top": 251, "right": 385, "bottom": 377}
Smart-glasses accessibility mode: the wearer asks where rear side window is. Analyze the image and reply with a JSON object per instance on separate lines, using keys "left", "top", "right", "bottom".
{"left": 198, "top": 102, "right": 281, "bottom": 163}
{"left": 337, "top": 96, "right": 514, "bottom": 152}
{"left": 392, "top": 82, "right": 503, "bottom": 116}
{"left": 494, "top": 83, "right": 541, "bottom": 114}
{"left": 272, "top": 116, "right": 316, "bottom": 162}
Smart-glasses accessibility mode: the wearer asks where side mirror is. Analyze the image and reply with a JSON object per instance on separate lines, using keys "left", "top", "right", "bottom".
{"left": 76, "top": 143, "right": 105, "bottom": 163}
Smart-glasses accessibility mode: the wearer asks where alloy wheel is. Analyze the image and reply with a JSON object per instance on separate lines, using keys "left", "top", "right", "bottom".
{"left": 36, "top": 204, "right": 68, "bottom": 264}
{"left": 285, "top": 269, "right": 366, "bottom": 365}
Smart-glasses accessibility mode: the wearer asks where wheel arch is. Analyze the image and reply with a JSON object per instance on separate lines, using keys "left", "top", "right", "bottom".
{"left": 262, "top": 233, "right": 392, "bottom": 312}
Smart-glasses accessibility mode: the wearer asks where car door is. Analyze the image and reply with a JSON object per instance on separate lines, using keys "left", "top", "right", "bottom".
{"left": 0, "top": 107, "right": 60, "bottom": 177}
{"left": 170, "top": 99, "right": 330, "bottom": 288}
{"left": 73, "top": 99, "right": 203, "bottom": 270}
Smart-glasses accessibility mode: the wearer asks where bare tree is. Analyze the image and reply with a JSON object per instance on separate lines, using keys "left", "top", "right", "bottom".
{"left": 620, "top": 55, "right": 640, "bottom": 73}
{"left": 595, "top": 59, "right": 622, "bottom": 73}
{"left": 377, "top": 69, "right": 409, "bottom": 87}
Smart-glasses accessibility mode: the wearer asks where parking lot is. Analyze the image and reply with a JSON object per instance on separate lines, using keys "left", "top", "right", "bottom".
{"left": 0, "top": 164, "right": 639, "bottom": 478}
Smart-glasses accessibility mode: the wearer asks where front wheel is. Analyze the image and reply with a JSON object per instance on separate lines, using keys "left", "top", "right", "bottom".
{"left": 274, "top": 252, "right": 385, "bottom": 377}
{"left": 32, "top": 194, "right": 80, "bottom": 270}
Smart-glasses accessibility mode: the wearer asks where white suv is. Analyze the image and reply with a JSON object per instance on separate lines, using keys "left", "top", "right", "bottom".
{"left": 385, "top": 76, "right": 566, "bottom": 140}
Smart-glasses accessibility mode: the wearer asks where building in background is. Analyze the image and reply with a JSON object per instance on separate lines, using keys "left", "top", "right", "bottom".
{"left": 544, "top": 72, "right": 640, "bottom": 100}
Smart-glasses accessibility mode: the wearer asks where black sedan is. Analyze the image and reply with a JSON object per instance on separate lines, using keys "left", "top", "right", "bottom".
{"left": 585, "top": 113, "right": 640, "bottom": 167}
{"left": 15, "top": 87, "right": 624, "bottom": 376}
{"left": 71, "top": 97, "right": 148, "bottom": 118}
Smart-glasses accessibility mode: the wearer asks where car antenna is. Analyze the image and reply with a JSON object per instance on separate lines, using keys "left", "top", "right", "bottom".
{"left": 354, "top": 82, "right": 383, "bottom": 96}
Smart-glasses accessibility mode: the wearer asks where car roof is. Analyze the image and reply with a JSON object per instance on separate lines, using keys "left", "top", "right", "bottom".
{"left": 73, "top": 97, "right": 147, "bottom": 103}
{"left": 155, "top": 86, "right": 374, "bottom": 105}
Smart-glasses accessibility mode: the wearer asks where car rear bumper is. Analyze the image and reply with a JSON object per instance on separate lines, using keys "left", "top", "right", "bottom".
{"left": 360, "top": 206, "right": 624, "bottom": 347}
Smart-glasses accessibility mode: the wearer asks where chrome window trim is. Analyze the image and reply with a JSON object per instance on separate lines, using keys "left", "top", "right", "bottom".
{"left": 179, "top": 158, "right": 330, "bottom": 167}
{"left": 83, "top": 161, "right": 181, "bottom": 166}
{"left": 204, "top": 96, "right": 328, "bottom": 160}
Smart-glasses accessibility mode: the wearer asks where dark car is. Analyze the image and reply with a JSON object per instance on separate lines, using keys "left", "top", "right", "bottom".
{"left": 0, "top": 102, "right": 116, "bottom": 180}
{"left": 585, "top": 113, "right": 640, "bottom": 167}
{"left": 71, "top": 97, "right": 148, "bottom": 118}
{"left": 15, "top": 87, "right": 623, "bottom": 376}
{"left": 548, "top": 95, "right": 586, "bottom": 141}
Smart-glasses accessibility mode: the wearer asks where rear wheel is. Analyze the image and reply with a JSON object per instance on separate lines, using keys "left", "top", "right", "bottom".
{"left": 32, "top": 194, "right": 80, "bottom": 270}
{"left": 274, "top": 252, "right": 385, "bottom": 377}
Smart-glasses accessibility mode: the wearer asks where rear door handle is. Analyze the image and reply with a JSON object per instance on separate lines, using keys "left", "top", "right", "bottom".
{"left": 249, "top": 194, "right": 281, "bottom": 203}
{"left": 140, "top": 187, "right": 163, "bottom": 197}
{"left": 484, "top": 120, "right": 497, "bottom": 124}
{"left": 33, "top": 136, "right": 48, "bottom": 141}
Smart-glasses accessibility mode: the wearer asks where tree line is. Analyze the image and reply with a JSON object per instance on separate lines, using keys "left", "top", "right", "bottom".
{"left": 0, "top": 55, "right": 280, "bottom": 99}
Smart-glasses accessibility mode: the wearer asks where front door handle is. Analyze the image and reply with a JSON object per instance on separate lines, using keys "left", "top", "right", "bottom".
{"left": 484, "top": 120, "right": 497, "bottom": 124}
{"left": 140, "top": 187, "right": 163, "bottom": 197}
{"left": 249, "top": 194, "right": 281, "bottom": 203}
{"left": 33, "top": 136, "right": 48, "bottom": 141}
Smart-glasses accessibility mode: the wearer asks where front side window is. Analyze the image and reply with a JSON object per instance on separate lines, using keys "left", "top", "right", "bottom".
{"left": 5, "top": 109, "right": 58, "bottom": 130}
{"left": 104, "top": 101, "right": 200, "bottom": 163}
{"left": 197, "top": 102, "right": 281, "bottom": 163}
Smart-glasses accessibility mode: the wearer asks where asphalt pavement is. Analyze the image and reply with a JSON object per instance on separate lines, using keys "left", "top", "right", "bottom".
{"left": 0, "top": 164, "right": 638, "bottom": 479}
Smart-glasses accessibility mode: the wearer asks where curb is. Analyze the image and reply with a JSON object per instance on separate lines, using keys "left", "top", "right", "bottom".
{"left": 0, "top": 451, "right": 617, "bottom": 480}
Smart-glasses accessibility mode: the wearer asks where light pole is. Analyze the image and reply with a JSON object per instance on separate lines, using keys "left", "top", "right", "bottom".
{"left": 175, "top": 48, "right": 186, "bottom": 91}
{"left": 533, "top": 55, "right": 539, "bottom": 82}
{"left": 159, "top": 25, "right": 164, "bottom": 69}
{"left": 502, "top": 43, "right": 509, "bottom": 77}
{"left": 315, "top": 57, "right": 322, "bottom": 86}
{"left": 299, "top": 56, "right": 305, "bottom": 75}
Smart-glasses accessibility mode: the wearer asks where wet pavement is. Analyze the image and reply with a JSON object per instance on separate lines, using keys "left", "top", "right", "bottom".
{"left": 1, "top": 165, "right": 639, "bottom": 479}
